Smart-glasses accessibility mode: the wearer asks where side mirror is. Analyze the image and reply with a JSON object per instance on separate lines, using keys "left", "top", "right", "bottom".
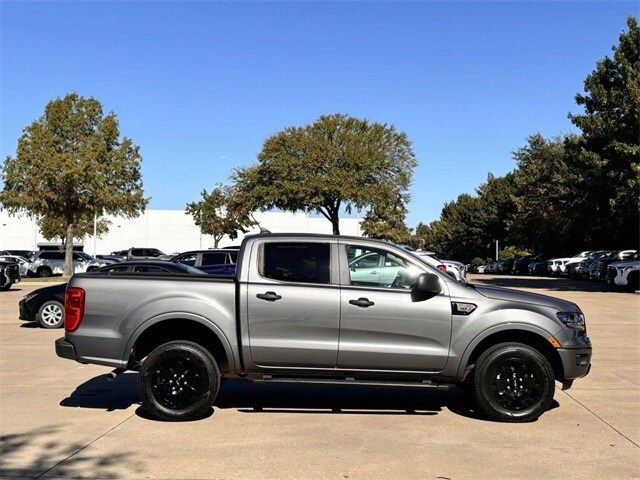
{"left": 412, "top": 272, "right": 441, "bottom": 301}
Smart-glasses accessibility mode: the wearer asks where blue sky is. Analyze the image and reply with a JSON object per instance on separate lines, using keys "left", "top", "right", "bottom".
{"left": 1, "top": 1, "right": 635, "bottom": 226}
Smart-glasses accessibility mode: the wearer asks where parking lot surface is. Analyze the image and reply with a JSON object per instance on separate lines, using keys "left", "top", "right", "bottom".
{"left": 1, "top": 275, "right": 639, "bottom": 479}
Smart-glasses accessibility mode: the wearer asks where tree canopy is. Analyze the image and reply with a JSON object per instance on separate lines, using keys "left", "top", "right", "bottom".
{"left": 414, "top": 16, "right": 639, "bottom": 261}
{"left": 1, "top": 93, "right": 147, "bottom": 275}
{"left": 186, "top": 184, "right": 255, "bottom": 247}
{"left": 39, "top": 214, "right": 110, "bottom": 247}
{"left": 233, "top": 113, "right": 416, "bottom": 234}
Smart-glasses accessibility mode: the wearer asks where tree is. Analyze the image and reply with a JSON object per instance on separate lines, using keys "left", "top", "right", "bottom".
{"left": 360, "top": 195, "right": 413, "bottom": 244}
{"left": 186, "top": 184, "right": 255, "bottom": 248}
{"left": 233, "top": 114, "right": 416, "bottom": 235}
{"left": 566, "top": 16, "right": 640, "bottom": 248}
{"left": 0, "top": 93, "right": 147, "bottom": 275}
{"left": 39, "top": 214, "right": 110, "bottom": 248}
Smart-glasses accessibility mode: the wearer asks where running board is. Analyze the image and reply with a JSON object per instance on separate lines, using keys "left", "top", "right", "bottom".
{"left": 253, "top": 375, "right": 453, "bottom": 389}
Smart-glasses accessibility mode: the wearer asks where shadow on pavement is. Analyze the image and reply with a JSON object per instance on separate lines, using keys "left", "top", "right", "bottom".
{"left": 472, "top": 275, "right": 619, "bottom": 292}
{"left": 60, "top": 373, "right": 139, "bottom": 411}
{"left": 0, "top": 425, "right": 143, "bottom": 479}
{"left": 60, "top": 374, "right": 558, "bottom": 422}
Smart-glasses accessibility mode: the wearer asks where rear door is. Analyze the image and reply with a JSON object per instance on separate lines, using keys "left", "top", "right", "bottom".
{"left": 338, "top": 242, "right": 452, "bottom": 372}
{"left": 246, "top": 240, "right": 340, "bottom": 369}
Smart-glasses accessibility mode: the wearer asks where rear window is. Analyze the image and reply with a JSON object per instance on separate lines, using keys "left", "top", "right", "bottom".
{"left": 133, "top": 265, "right": 171, "bottom": 274}
{"left": 261, "top": 242, "right": 330, "bottom": 284}
{"left": 39, "top": 251, "right": 65, "bottom": 260}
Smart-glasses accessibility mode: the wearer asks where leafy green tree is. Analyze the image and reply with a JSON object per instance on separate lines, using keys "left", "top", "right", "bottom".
{"left": 0, "top": 93, "right": 147, "bottom": 275}
{"left": 186, "top": 184, "right": 255, "bottom": 248}
{"left": 566, "top": 16, "right": 639, "bottom": 248}
{"left": 361, "top": 195, "right": 413, "bottom": 244}
{"left": 40, "top": 214, "right": 110, "bottom": 248}
{"left": 233, "top": 114, "right": 416, "bottom": 235}
{"left": 510, "top": 134, "right": 575, "bottom": 254}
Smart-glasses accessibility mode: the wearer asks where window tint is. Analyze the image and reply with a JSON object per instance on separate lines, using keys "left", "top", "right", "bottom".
{"left": 130, "top": 249, "right": 145, "bottom": 256}
{"left": 262, "top": 243, "right": 330, "bottom": 284}
{"left": 228, "top": 252, "right": 238, "bottom": 264}
{"left": 147, "top": 249, "right": 163, "bottom": 257}
{"left": 93, "top": 265, "right": 130, "bottom": 275}
{"left": 40, "top": 251, "right": 65, "bottom": 260}
{"left": 133, "top": 265, "right": 171, "bottom": 274}
{"left": 347, "top": 245, "right": 422, "bottom": 289}
{"left": 201, "top": 252, "right": 226, "bottom": 265}
{"left": 175, "top": 253, "right": 197, "bottom": 266}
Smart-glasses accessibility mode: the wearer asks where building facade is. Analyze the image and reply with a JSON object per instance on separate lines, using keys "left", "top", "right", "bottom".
{"left": 0, "top": 210, "right": 363, "bottom": 255}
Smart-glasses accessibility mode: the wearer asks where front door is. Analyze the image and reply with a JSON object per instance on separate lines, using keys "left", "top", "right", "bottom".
{"left": 247, "top": 241, "right": 340, "bottom": 369}
{"left": 338, "top": 244, "right": 452, "bottom": 372}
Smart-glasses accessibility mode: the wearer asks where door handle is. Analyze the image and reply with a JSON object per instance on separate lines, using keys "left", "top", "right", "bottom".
{"left": 256, "top": 291, "right": 282, "bottom": 302}
{"left": 349, "top": 297, "right": 374, "bottom": 308}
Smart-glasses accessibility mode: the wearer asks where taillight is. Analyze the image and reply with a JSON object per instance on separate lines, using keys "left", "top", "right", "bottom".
{"left": 64, "top": 287, "right": 85, "bottom": 332}
{"left": 437, "top": 264, "right": 447, "bottom": 272}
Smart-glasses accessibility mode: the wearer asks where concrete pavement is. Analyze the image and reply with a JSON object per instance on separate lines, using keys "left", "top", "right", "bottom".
{"left": 1, "top": 276, "right": 638, "bottom": 479}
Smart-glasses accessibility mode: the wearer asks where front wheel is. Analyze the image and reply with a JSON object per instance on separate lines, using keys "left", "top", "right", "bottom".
{"left": 37, "top": 300, "right": 65, "bottom": 328}
{"left": 138, "top": 341, "right": 220, "bottom": 421}
{"left": 472, "top": 342, "right": 555, "bottom": 422}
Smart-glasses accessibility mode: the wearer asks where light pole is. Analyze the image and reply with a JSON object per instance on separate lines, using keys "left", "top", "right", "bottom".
{"left": 495, "top": 239, "right": 499, "bottom": 261}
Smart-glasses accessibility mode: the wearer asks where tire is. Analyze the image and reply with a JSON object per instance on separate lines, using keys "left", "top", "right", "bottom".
{"left": 37, "top": 300, "right": 65, "bottom": 328}
{"left": 37, "top": 267, "right": 52, "bottom": 278}
{"left": 138, "top": 341, "right": 220, "bottom": 421}
{"left": 626, "top": 271, "right": 639, "bottom": 292}
{"left": 1, "top": 283, "right": 12, "bottom": 291}
{"left": 472, "top": 342, "right": 555, "bottom": 422}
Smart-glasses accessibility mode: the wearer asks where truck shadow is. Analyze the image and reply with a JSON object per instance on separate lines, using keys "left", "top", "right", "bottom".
{"left": 60, "top": 374, "right": 558, "bottom": 422}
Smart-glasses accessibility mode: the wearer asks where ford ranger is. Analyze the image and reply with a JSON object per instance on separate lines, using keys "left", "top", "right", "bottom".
{"left": 56, "top": 233, "right": 592, "bottom": 422}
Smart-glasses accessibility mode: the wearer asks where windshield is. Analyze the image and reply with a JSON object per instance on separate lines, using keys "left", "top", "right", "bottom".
{"left": 76, "top": 252, "right": 94, "bottom": 261}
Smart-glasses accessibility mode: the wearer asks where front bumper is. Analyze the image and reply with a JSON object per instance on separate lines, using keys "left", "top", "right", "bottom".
{"left": 18, "top": 299, "right": 33, "bottom": 321}
{"left": 55, "top": 337, "right": 77, "bottom": 361}
{"left": 557, "top": 346, "right": 592, "bottom": 381}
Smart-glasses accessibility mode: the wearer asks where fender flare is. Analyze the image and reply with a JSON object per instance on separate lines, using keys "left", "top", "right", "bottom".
{"left": 122, "top": 311, "right": 237, "bottom": 372}
{"left": 455, "top": 323, "right": 555, "bottom": 380}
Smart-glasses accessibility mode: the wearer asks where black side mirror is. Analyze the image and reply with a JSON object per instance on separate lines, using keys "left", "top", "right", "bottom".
{"left": 411, "top": 272, "right": 441, "bottom": 301}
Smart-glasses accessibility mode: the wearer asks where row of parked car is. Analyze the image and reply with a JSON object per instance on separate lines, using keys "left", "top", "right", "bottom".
{"left": 474, "top": 249, "right": 639, "bottom": 290}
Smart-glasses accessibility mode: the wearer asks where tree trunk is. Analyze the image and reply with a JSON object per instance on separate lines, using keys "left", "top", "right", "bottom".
{"left": 330, "top": 210, "right": 340, "bottom": 235}
{"left": 214, "top": 235, "right": 221, "bottom": 248}
{"left": 63, "top": 223, "right": 74, "bottom": 277}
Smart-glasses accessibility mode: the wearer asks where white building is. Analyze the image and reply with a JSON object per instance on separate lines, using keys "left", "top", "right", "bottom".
{"left": 0, "top": 209, "right": 363, "bottom": 255}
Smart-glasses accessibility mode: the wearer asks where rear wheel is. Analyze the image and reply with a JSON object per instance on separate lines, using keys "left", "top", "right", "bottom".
{"left": 37, "top": 267, "right": 52, "bottom": 277}
{"left": 0, "top": 283, "right": 12, "bottom": 291}
{"left": 138, "top": 341, "right": 220, "bottom": 421}
{"left": 472, "top": 342, "right": 555, "bottom": 422}
{"left": 37, "top": 300, "right": 65, "bottom": 328}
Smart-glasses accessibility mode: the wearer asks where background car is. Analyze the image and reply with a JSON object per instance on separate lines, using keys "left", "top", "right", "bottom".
{"left": 0, "top": 260, "right": 20, "bottom": 291}
{"left": 512, "top": 254, "right": 545, "bottom": 274}
{"left": 19, "top": 283, "right": 66, "bottom": 328}
{"left": 528, "top": 260, "right": 549, "bottom": 275}
{"left": 0, "top": 254, "right": 30, "bottom": 276}
{"left": 440, "top": 259, "right": 467, "bottom": 282}
{"left": 590, "top": 250, "right": 638, "bottom": 281}
{"left": 607, "top": 254, "right": 640, "bottom": 290}
{"left": 27, "top": 250, "right": 109, "bottom": 277}
{"left": 4, "top": 249, "right": 35, "bottom": 259}
{"left": 91, "top": 260, "right": 208, "bottom": 276}
{"left": 171, "top": 249, "right": 238, "bottom": 275}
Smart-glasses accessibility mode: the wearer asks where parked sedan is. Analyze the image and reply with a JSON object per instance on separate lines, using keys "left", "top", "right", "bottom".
{"left": 19, "top": 283, "right": 66, "bottom": 328}
{"left": 528, "top": 260, "right": 549, "bottom": 275}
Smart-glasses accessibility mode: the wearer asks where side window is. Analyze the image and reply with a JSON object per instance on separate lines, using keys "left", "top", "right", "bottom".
{"left": 130, "top": 249, "right": 145, "bottom": 256}
{"left": 261, "top": 242, "right": 330, "bottom": 284}
{"left": 175, "top": 253, "right": 197, "bottom": 267}
{"left": 201, "top": 252, "right": 226, "bottom": 265}
{"left": 346, "top": 245, "right": 421, "bottom": 289}
{"left": 227, "top": 252, "right": 238, "bottom": 264}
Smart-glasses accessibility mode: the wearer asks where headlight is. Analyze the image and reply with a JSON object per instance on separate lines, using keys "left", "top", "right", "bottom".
{"left": 557, "top": 311, "right": 586, "bottom": 331}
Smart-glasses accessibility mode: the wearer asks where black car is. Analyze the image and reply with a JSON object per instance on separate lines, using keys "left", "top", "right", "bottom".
{"left": 90, "top": 260, "right": 207, "bottom": 276}
{"left": 1, "top": 260, "right": 21, "bottom": 291}
{"left": 5, "top": 249, "right": 34, "bottom": 259}
{"left": 512, "top": 254, "right": 544, "bottom": 275}
{"left": 528, "top": 260, "right": 549, "bottom": 276}
{"left": 18, "top": 262, "right": 206, "bottom": 329}
{"left": 171, "top": 249, "right": 238, "bottom": 275}
{"left": 19, "top": 283, "right": 66, "bottom": 328}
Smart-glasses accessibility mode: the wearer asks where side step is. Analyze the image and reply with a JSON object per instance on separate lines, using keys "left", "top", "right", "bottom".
{"left": 253, "top": 375, "right": 453, "bottom": 389}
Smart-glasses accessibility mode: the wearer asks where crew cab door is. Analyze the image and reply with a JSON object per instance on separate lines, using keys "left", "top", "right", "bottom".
{"left": 246, "top": 240, "right": 340, "bottom": 369}
{"left": 338, "top": 243, "right": 452, "bottom": 372}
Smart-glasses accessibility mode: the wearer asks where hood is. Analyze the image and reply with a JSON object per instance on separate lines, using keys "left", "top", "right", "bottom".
{"left": 474, "top": 284, "right": 578, "bottom": 311}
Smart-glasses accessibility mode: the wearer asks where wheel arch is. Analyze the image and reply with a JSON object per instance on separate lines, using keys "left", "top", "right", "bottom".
{"left": 124, "top": 314, "right": 237, "bottom": 374}
{"left": 457, "top": 325, "right": 564, "bottom": 382}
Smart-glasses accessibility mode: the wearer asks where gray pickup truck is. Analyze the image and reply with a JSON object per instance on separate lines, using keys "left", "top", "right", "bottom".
{"left": 56, "top": 233, "right": 592, "bottom": 422}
